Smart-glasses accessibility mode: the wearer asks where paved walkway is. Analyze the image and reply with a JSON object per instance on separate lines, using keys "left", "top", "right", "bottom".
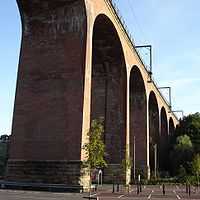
{"left": 0, "top": 185, "right": 200, "bottom": 200}
{"left": 97, "top": 185, "right": 200, "bottom": 200}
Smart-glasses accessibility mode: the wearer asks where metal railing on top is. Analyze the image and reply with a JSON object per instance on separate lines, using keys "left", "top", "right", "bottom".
{"left": 105, "top": 0, "right": 151, "bottom": 72}
{"left": 104, "top": 0, "right": 179, "bottom": 120}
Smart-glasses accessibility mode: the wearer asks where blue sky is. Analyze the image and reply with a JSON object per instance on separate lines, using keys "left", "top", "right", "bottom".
{"left": 0, "top": 0, "right": 199, "bottom": 134}
{"left": 116, "top": 0, "right": 200, "bottom": 116}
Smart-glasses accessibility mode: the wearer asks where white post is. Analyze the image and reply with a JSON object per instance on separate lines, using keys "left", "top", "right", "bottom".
{"left": 154, "top": 144, "right": 157, "bottom": 179}
{"left": 134, "top": 136, "right": 136, "bottom": 181}
{"left": 98, "top": 169, "right": 103, "bottom": 186}
{"left": 138, "top": 174, "right": 141, "bottom": 183}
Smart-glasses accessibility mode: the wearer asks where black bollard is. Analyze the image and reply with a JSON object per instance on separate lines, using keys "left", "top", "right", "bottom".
{"left": 188, "top": 184, "right": 191, "bottom": 196}
{"left": 95, "top": 184, "right": 97, "bottom": 192}
{"left": 139, "top": 184, "right": 142, "bottom": 192}
{"left": 137, "top": 184, "right": 139, "bottom": 195}
{"left": 186, "top": 183, "right": 188, "bottom": 193}
{"left": 162, "top": 184, "right": 165, "bottom": 195}
{"left": 117, "top": 183, "right": 120, "bottom": 192}
{"left": 112, "top": 183, "right": 115, "bottom": 193}
{"left": 127, "top": 184, "right": 130, "bottom": 194}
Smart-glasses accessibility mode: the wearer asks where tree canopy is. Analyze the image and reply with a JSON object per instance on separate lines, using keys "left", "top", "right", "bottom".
{"left": 176, "top": 112, "right": 200, "bottom": 152}
{"left": 83, "top": 118, "right": 107, "bottom": 170}
{"left": 175, "top": 134, "right": 193, "bottom": 151}
{"left": 169, "top": 112, "right": 200, "bottom": 178}
{"left": 192, "top": 154, "right": 200, "bottom": 176}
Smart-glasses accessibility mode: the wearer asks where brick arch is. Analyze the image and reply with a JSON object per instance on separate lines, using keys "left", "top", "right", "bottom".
{"left": 148, "top": 91, "right": 159, "bottom": 175}
{"left": 91, "top": 14, "right": 127, "bottom": 181}
{"left": 160, "top": 107, "right": 168, "bottom": 137}
{"left": 169, "top": 117, "right": 175, "bottom": 135}
{"left": 7, "top": 0, "right": 181, "bottom": 187}
{"left": 129, "top": 65, "right": 147, "bottom": 180}
{"left": 159, "top": 107, "right": 169, "bottom": 172}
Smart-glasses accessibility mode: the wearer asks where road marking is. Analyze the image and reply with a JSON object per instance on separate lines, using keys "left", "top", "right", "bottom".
{"left": 118, "top": 194, "right": 125, "bottom": 198}
{"left": 90, "top": 193, "right": 97, "bottom": 197}
{"left": 173, "top": 190, "right": 181, "bottom": 199}
{"left": 148, "top": 190, "right": 154, "bottom": 199}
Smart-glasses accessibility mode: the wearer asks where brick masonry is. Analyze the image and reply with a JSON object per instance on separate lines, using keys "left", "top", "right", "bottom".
{"left": 7, "top": 0, "right": 179, "bottom": 188}
{"left": 7, "top": 0, "right": 87, "bottom": 185}
{"left": 130, "top": 67, "right": 148, "bottom": 179}
{"left": 91, "top": 15, "right": 127, "bottom": 165}
{"left": 149, "top": 92, "right": 159, "bottom": 175}
{"left": 7, "top": 160, "right": 81, "bottom": 184}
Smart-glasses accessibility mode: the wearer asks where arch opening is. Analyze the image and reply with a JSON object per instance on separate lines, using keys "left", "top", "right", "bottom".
{"left": 159, "top": 107, "right": 169, "bottom": 173}
{"left": 169, "top": 118, "right": 175, "bottom": 136}
{"left": 129, "top": 66, "right": 147, "bottom": 181}
{"left": 148, "top": 91, "right": 159, "bottom": 177}
{"left": 90, "top": 15, "right": 127, "bottom": 181}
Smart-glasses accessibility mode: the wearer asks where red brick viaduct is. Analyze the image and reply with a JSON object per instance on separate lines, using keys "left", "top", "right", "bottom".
{"left": 7, "top": 0, "right": 179, "bottom": 188}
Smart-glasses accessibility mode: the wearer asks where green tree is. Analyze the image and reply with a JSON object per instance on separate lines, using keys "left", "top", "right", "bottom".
{"left": 176, "top": 112, "right": 200, "bottom": 152}
{"left": 169, "top": 113, "right": 200, "bottom": 177}
{"left": 169, "top": 135, "right": 193, "bottom": 175}
{"left": 121, "top": 155, "right": 132, "bottom": 184}
{"left": 83, "top": 118, "right": 107, "bottom": 190}
{"left": 192, "top": 154, "right": 200, "bottom": 185}
{"left": 84, "top": 118, "right": 107, "bottom": 170}
{"left": 175, "top": 135, "right": 193, "bottom": 151}
{"left": 121, "top": 157, "right": 132, "bottom": 175}
{"left": 177, "top": 165, "right": 187, "bottom": 183}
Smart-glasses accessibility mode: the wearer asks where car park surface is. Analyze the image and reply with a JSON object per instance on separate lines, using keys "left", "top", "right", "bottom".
{"left": 1, "top": 184, "right": 200, "bottom": 200}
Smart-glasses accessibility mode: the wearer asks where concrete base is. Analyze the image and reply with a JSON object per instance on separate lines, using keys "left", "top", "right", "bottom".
{"left": 0, "top": 180, "right": 84, "bottom": 193}
{"left": 6, "top": 160, "right": 82, "bottom": 185}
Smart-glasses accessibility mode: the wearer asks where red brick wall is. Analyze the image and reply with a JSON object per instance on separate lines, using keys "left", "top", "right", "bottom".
{"left": 9, "top": 0, "right": 87, "bottom": 164}
{"left": 149, "top": 92, "right": 159, "bottom": 173}
{"left": 91, "top": 15, "right": 127, "bottom": 165}
{"left": 130, "top": 67, "right": 147, "bottom": 177}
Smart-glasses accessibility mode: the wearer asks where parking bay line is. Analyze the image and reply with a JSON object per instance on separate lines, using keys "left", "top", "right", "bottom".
{"left": 176, "top": 185, "right": 180, "bottom": 190}
{"left": 173, "top": 190, "right": 181, "bottom": 199}
{"left": 118, "top": 194, "right": 125, "bottom": 198}
{"left": 148, "top": 190, "right": 154, "bottom": 199}
{"left": 118, "top": 187, "right": 136, "bottom": 198}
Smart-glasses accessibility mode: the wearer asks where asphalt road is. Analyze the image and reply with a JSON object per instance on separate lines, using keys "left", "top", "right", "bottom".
{"left": 0, "top": 190, "right": 84, "bottom": 200}
{"left": 0, "top": 185, "right": 200, "bottom": 200}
